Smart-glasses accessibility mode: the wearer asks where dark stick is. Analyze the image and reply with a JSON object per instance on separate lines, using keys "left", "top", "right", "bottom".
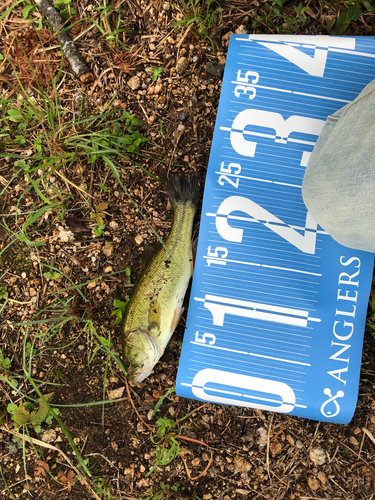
{"left": 33, "top": 0, "right": 94, "bottom": 83}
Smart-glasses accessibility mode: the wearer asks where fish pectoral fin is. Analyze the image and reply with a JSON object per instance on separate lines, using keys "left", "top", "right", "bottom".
{"left": 171, "top": 305, "right": 184, "bottom": 333}
{"left": 148, "top": 298, "right": 161, "bottom": 332}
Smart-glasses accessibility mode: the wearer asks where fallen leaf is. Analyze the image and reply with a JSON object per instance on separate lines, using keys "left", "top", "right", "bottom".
{"left": 95, "top": 202, "right": 109, "bottom": 212}
{"left": 57, "top": 469, "right": 76, "bottom": 492}
{"left": 65, "top": 216, "right": 90, "bottom": 233}
{"left": 35, "top": 460, "right": 49, "bottom": 479}
{"left": 93, "top": 214, "right": 104, "bottom": 226}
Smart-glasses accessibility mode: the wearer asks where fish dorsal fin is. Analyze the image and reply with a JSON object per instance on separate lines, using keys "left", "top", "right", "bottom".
{"left": 148, "top": 298, "right": 161, "bottom": 334}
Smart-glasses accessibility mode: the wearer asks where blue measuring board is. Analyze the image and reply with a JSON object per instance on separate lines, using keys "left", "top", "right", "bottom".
{"left": 176, "top": 35, "right": 375, "bottom": 424}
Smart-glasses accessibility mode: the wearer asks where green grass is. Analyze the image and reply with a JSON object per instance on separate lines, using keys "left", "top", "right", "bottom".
{"left": 174, "top": 0, "right": 223, "bottom": 51}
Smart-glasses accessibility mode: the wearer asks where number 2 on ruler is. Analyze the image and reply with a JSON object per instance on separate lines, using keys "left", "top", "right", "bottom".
{"left": 216, "top": 196, "right": 318, "bottom": 254}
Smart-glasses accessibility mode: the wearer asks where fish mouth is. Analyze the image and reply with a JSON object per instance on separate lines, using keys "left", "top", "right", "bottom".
{"left": 128, "top": 366, "right": 151, "bottom": 386}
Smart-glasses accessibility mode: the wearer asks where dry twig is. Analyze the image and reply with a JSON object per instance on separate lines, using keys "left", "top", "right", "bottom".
{"left": 179, "top": 447, "right": 213, "bottom": 481}
{"left": 33, "top": 0, "right": 94, "bottom": 83}
{"left": 124, "top": 375, "right": 153, "bottom": 430}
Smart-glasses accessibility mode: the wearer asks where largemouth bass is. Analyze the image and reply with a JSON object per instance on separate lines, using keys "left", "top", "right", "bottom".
{"left": 122, "top": 175, "right": 200, "bottom": 385}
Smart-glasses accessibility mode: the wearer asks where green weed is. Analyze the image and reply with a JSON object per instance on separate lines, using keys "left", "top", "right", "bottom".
{"left": 175, "top": 0, "right": 223, "bottom": 52}
{"left": 90, "top": 202, "right": 109, "bottom": 236}
{"left": 160, "top": 480, "right": 185, "bottom": 494}
{"left": 1, "top": 37, "right": 169, "bottom": 254}
{"left": 329, "top": 0, "right": 374, "bottom": 35}
{"left": 99, "top": 183, "right": 110, "bottom": 193}
{"left": 144, "top": 486, "right": 164, "bottom": 500}
{"left": 0, "top": 348, "right": 18, "bottom": 388}
{"left": 53, "top": 0, "right": 77, "bottom": 20}
{"left": 93, "top": 476, "right": 118, "bottom": 499}
{"left": 151, "top": 67, "right": 163, "bottom": 81}
{"left": 143, "top": 482, "right": 200, "bottom": 500}
{"left": 112, "top": 297, "right": 129, "bottom": 325}
{"left": 147, "top": 417, "right": 182, "bottom": 476}
{"left": 251, "top": 0, "right": 309, "bottom": 34}
{"left": 43, "top": 271, "right": 61, "bottom": 280}
{"left": 91, "top": 0, "right": 129, "bottom": 48}
{"left": 22, "top": 0, "right": 43, "bottom": 30}
{"left": 7, "top": 393, "right": 60, "bottom": 434}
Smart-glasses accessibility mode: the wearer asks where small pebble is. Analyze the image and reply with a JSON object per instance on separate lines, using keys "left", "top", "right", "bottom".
{"left": 9, "top": 443, "right": 18, "bottom": 454}
{"left": 102, "top": 241, "right": 115, "bottom": 257}
{"left": 58, "top": 226, "right": 74, "bottom": 243}
{"left": 309, "top": 447, "right": 326, "bottom": 466}
{"left": 108, "top": 387, "right": 125, "bottom": 400}
{"left": 235, "top": 25, "right": 248, "bottom": 34}
{"left": 177, "top": 124, "right": 185, "bottom": 132}
{"left": 349, "top": 436, "right": 359, "bottom": 446}
{"left": 41, "top": 429, "right": 57, "bottom": 443}
{"left": 307, "top": 475, "right": 320, "bottom": 491}
{"left": 127, "top": 76, "right": 141, "bottom": 91}
{"left": 135, "top": 234, "right": 144, "bottom": 245}
{"left": 206, "top": 61, "right": 225, "bottom": 78}
{"left": 176, "top": 56, "right": 189, "bottom": 75}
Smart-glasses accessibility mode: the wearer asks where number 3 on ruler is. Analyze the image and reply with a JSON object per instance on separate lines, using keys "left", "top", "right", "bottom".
{"left": 230, "top": 109, "right": 324, "bottom": 158}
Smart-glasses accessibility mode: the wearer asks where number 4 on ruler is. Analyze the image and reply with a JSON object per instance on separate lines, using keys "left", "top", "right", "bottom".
{"left": 247, "top": 35, "right": 356, "bottom": 77}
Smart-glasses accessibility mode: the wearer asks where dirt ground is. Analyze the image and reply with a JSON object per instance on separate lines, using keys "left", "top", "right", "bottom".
{"left": 1, "top": 1, "right": 375, "bottom": 499}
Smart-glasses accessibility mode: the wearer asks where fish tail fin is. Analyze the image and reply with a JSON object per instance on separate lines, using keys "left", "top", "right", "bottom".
{"left": 166, "top": 174, "right": 201, "bottom": 207}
